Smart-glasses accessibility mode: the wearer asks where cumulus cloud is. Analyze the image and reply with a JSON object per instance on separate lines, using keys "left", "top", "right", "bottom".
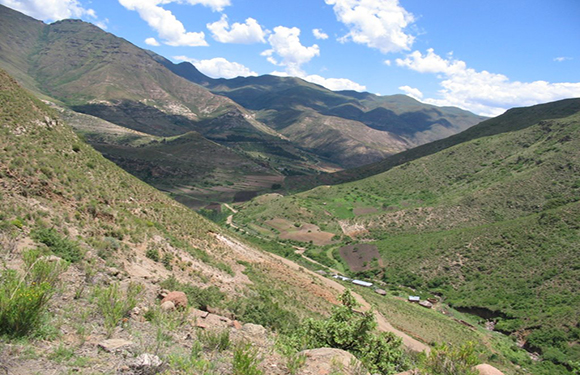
{"left": 262, "top": 26, "right": 320, "bottom": 76}
{"left": 304, "top": 74, "right": 366, "bottom": 91}
{"left": 0, "top": 0, "right": 96, "bottom": 21}
{"left": 312, "top": 28, "right": 329, "bottom": 40}
{"left": 396, "top": 48, "right": 580, "bottom": 116}
{"left": 207, "top": 14, "right": 266, "bottom": 44}
{"left": 399, "top": 85, "right": 422, "bottom": 100}
{"left": 262, "top": 26, "right": 364, "bottom": 91}
{"left": 325, "top": 0, "right": 414, "bottom": 54}
{"left": 118, "top": 0, "right": 236, "bottom": 47}
{"left": 145, "top": 37, "right": 161, "bottom": 46}
{"left": 174, "top": 56, "right": 257, "bottom": 79}
{"left": 554, "top": 57, "right": 572, "bottom": 62}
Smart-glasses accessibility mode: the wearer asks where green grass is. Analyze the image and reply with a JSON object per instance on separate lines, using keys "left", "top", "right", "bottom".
{"left": 237, "top": 102, "right": 580, "bottom": 373}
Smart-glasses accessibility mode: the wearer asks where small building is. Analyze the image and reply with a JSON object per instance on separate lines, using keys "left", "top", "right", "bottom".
{"left": 408, "top": 296, "right": 420, "bottom": 303}
{"left": 419, "top": 300, "right": 433, "bottom": 309}
{"left": 374, "top": 289, "right": 387, "bottom": 296}
{"left": 333, "top": 275, "right": 351, "bottom": 282}
{"left": 352, "top": 279, "right": 373, "bottom": 288}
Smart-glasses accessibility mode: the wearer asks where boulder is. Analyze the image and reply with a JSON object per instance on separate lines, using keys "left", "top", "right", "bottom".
{"left": 297, "top": 348, "right": 368, "bottom": 375}
{"left": 130, "top": 353, "right": 163, "bottom": 375}
{"left": 160, "top": 291, "right": 187, "bottom": 308}
{"left": 242, "top": 323, "right": 267, "bottom": 337}
{"left": 475, "top": 364, "right": 505, "bottom": 375}
{"left": 160, "top": 301, "right": 175, "bottom": 311}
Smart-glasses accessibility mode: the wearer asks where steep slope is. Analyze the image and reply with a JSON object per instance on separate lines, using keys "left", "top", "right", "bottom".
{"left": 0, "top": 67, "right": 353, "bottom": 373}
{"left": 235, "top": 98, "right": 580, "bottom": 373}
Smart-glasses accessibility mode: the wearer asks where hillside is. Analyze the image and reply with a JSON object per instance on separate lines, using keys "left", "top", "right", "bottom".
{"left": 166, "top": 60, "right": 486, "bottom": 167}
{"left": 0, "top": 68, "right": 348, "bottom": 373}
{"left": 285, "top": 98, "right": 580, "bottom": 192}
{"left": 234, "top": 98, "right": 580, "bottom": 374}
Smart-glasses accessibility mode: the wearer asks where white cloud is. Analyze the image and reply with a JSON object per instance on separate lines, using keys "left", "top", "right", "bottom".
{"left": 0, "top": 0, "right": 96, "bottom": 21}
{"left": 325, "top": 0, "right": 415, "bottom": 54}
{"left": 304, "top": 74, "right": 366, "bottom": 91}
{"left": 312, "top": 28, "right": 329, "bottom": 40}
{"left": 145, "top": 37, "right": 161, "bottom": 46}
{"left": 399, "top": 85, "right": 422, "bottom": 99}
{"left": 207, "top": 14, "right": 266, "bottom": 44}
{"left": 118, "top": 0, "right": 232, "bottom": 47}
{"left": 397, "top": 48, "right": 580, "bottom": 117}
{"left": 262, "top": 26, "right": 320, "bottom": 76}
{"left": 384, "top": 59, "right": 391, "bottom": 66}
{"left": 261, "top": 26, "right": 364, "bottom": 91}
{"left": 174, "top": 56, "right": 257, "bottom": 79}
{"left": 554, "top": 56, "right": 572, "bottom": 62}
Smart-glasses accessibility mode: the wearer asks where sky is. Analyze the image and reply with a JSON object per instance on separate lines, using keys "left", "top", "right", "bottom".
{"left": 2, "top": 0, "right": 579, "bottom": 117}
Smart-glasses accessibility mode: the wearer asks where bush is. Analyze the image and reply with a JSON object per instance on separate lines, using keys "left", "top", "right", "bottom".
{"left": 0, "top": 250, "right": 66, "bottom": 337}
{"left": 282, "top": 290, "right": 407, "bottom": 374}
{"left": 232, "top": 342, "right": 263, "bottom": 375}
{"left": 31, "top": 227, "right": 82, "bottom": 263}
{"left": 418, "top": 342, "right": 479, "bottom": 375}
{"left": 94, "top": 282, "right": 142, "bottom": 337}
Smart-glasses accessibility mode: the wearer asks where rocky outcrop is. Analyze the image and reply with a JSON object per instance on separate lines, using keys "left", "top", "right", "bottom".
{"left": 160, "top": 291, "right": 187, "bottom": 309}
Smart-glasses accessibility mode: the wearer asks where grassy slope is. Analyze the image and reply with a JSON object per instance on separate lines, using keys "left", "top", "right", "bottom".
{"left": 235, "top": 100, "right": 580, "bottom": 372}
{"left": 0, "top": 67, "right": 335, "bottom": 332}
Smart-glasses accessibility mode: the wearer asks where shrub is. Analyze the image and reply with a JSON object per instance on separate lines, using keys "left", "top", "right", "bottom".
{"left": 232, "top": 342, "right": 263, "bottom": 375}
{"left": 197, "top": 329, "right": 230, "bottom": 352}
{"left": 146, "top": 247, "right": 160, "bottom": 262}
{"left": 94, "top": 282, "right": 142, "bottom": 337}
{"left": 31, "top": 227, "right": 82, "bottom": 263}
{"left": 418, "top": 342, "right": 479, "bottom": 375}
{"left": 0, "top": 250, "right": 66, "bottom": 337}
{"left": 282, "top": 290, "right": 407, "bottom": 374}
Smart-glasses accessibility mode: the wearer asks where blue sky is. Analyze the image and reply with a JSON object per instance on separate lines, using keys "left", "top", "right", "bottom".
{"left": 2, "top": 0, "right": 579, "bottom": 116}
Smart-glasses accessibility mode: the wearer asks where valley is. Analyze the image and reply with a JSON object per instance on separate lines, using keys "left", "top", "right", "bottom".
{"left": 0, "top": 3, "right": 578, "bottom": 375}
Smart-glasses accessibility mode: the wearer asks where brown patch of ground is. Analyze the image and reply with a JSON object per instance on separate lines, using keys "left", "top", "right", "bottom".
{"left": 339, "top": 244, "right": 383, "bottom": 272}
{"left": 266, "top": 219, "right": 336, "bottom": 246}
{"left": 353, "top": 207, "right": 378, "bottom": 216}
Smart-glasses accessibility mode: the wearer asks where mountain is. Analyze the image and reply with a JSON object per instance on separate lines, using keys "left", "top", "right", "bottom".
{"left": 234, "top": 98, "right": 580, "bottom": 373}
{"left": 0, "top": 4, "right": 486, "bottom": 207}
{"left": 285, "top": 98, "right": 580, "bottom": 192}
{"left": 164, "top": 59, "right": 487, "bottom": 167}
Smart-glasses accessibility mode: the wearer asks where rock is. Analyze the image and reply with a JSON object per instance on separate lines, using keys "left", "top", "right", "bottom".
{"left": 160, "top": 291, "right": 187, "bottom": 308}
{"left": 242, "top": 323, "right": 267, "bottom": 337}
{"left": 161, "top": 301, "right": 175, "bottom": 311}
{"left": 298, "top": 348, "right": 368, "bottom": 375}
{"left": 130, "top": 353, "right": 163, "bottom": 375}
{"left": 475, "top": 364, "right": 505, "bottom": 375}
{"left": 232, "top": 320, "right": 243, "bottom": 330}
{"left": 374, "top": 289, "right": 387, "bottom": 296}
{"left": 97, "top": 339, "right": 134, "bottom": 353}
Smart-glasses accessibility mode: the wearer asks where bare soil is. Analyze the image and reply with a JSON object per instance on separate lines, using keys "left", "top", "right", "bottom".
{"left": 339, "top": 244, "right": 383, "bottom": 272}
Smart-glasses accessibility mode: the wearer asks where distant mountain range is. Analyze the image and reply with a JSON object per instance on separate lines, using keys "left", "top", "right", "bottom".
{"left": 0, "top": 4, "right": 485, "bottom": 207}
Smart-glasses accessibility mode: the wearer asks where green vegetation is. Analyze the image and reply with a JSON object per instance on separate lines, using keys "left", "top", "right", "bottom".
{"left": 237, "top": 99, "right": 580, "bottom": 373}
{"left": 232, "top": 342, "right": 263, "bottom": 375}
{"left": 93, "top": 282, "right": 142, "bottom": 337}
{"left": 0, "top": 250, "right": 66, "bottom": 337}
{"left": 418, "top": 342, "right": 479, "bottom": 375}
{"left": 31, "top": 227, "right": 83, "bottom": 263}
{"left": 282, "top": 290, "right": 408, "bottom": 374}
